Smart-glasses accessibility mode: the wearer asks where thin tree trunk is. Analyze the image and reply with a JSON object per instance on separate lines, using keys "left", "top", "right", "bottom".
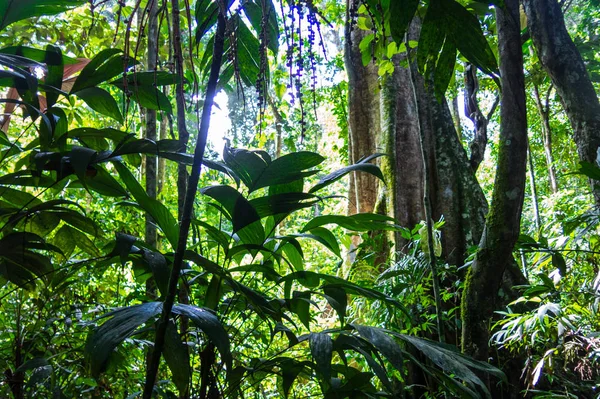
{"left": 528, "top": 143, "right": 542, "bottom": 232}
{"left": 145, "top": 0, "right": 158, "bottom": 249}
{"left": 524, "top": 0, "right": 600, "bottom": 206}
{"left": 532, "top": 82, "right": 558, "bottom": 193}
{"left": 143, "top": 3, "right": 226, "bottom": 397}
{"left": 157, "top": 110, "right": 168, "bottom": 195}
{"left": 462, "top": 0, "right": 528, "bottom": 364}
{"left": 406, "top": 38, "right": 445, "bottom": 343}
{"left": 267, "top": 94, "right": 283, "bottom": 158}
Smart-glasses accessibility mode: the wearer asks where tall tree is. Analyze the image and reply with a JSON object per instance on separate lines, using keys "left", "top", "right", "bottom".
{"left": 524, "top": 0, "right": 600, "bottom": 206}
{"left": 462, "top": 0, "right": 528, "bottom": 363}
{"left": 344, "top": 0, "right": 380, "bottom": 216}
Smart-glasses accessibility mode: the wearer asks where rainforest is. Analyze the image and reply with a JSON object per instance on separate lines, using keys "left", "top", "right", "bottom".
{"left": 0, "top": 0, "right": 599, "bottom": 398}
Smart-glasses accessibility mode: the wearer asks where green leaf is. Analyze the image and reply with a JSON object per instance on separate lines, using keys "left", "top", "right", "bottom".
{"left": 418, "top": 1, "right": 446, "bottom": 74}
{"left": 292, "top": 227, "right": 341, "bottom": 258}
{"left": 442, "top": 0, "right": 499, "bottom": 77}
{"left": 43, "top": 45, "right": 63, "bottom": 108}
{"left": 241, "top": 0, "right": 279, "bottom": 54}
{"left": 0, "top": 45, "right": 77, "bottom": 64}
{"left": 309, "top": 332, "right": 333, "bottom": 380}
{"left": 86, "top": 302, "right": 162, "bottom": 377}
{"left": 223, "top": 146, "right": 269, "bottom": 189}
{"left": 393, "top": 332, "right": 505, "bottom": 396}
{"left": 171, "top": 304, "right": 232, "bottom": 372}
{"left": 252, "top": 151, "right": 324, "bottom": 191}
{"left": 323, "top": 285, "right": 347, "bottom": 324}
{"left": 309, "top": 154, "right": 385, "bottom": 193}
{"left": 195, "top": 0, "right": 219, "bottom": 43}
{"left": 113, "top": 162, "right": 179, "bottom": 248}
{"left": 552, "top": 252, "right": 567, "bottom": 276}
{"left": 164, "top": 321, "right": 190, "bottom": 396}
{"left": 142, "top": 249, "right": 170, "bottom": 296}
{"left": 0, "top": 0, "right": 86, "bottom": 31}
{"left": 71, "top": 49, "right": 135, "bottom": 93}
{"left": 82, "top": 166, "right": 128, "bottom": 197}
{"left": 434, "top": 37, "right": 457, "bottom": 101}
{"left": 389, "top": 0, "right": 420, "bottom": 44}
{"left": 577, "top": 161, "right": 600, "bottom": 180}
{"left": 75, "top": 87, "right": 123, "bottom": 122}
{"left": 200, "top": 185, "right": 264, "bottom": 239}
{"left": 353, "top": 324, "right": 404, "bottom": 374}
{"left": 249, "top": 193, "right": 320, "bottom": 219}
{"left": 302, "top": 213, "right": 401, "bottom": 232}
{"left": 111, "top": 81, "right": 173, "bottom": 114}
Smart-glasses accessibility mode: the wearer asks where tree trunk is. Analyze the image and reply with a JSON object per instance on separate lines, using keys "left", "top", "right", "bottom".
{"left": 532, "top": 82, "right": 558, "bottom": 194}
{"left": 462, "top": 0, "right": 528, "bottom": 364}
{"left": 464, "top": 63, "right": 499, "bottom": 172}
{"left": 523, "top": 0, "right": 600, "bottom": 206}
{"left": 145, "top": 0, "right": 158, "bottom": 249}
{"left": 345, "top": 0, "right": 380, "bottom": 215}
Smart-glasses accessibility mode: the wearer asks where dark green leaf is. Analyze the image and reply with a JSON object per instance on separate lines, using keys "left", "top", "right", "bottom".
{"left": 389, "top": 0, "right": 420, "bottom": 44}
{"left": 171, "top": 304, "right": 232, "bottom": 372}
{"left": 75, "top": 87, "right": 123, "bottom": 122}
{"left": 309, "top": 154, "right": 385, "bottom": 193}
{"left": 309, "top": 332, "right": 333, "bottom": 380}
{"left": 114, "top": 162, "right": 179, "bottom": 248}
{"left": 86, "top": 302, "right": 162, "bottom": 376}
{"left": 0, "top": 0, "right": 86, "bottom": 31}
{"left": 164, "top": 321, "right": 190, "bottom": 395}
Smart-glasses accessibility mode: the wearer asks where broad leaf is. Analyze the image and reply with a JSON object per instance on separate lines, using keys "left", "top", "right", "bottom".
{"left": 86, "top": 302, "right": 163, "bottom": 377}
{"left": 171, "top": 304, "right": 232, "bottom": 372}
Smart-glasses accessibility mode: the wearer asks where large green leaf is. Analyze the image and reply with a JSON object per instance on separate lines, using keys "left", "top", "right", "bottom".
{"left": 86, "top": 302, "right": 163, "bottom": 377}
{"left": 164, "top": 321, "right": 190, "bottom": 395}
{"left": 200, "top": 185, "right": 265, "bottom": 241}
{"left": 352, "top": 325, "right": 404, "bottom": 374}
{"left": 70, "top": 49, "right": 135, "bottom": 93}
{"left": 113, "top": 162, "right": 179, "bottom": 248}
{"left": 301, "top": 213, "right": 402, "bottom": 232}
{"left": 75, "top": 87, "right": 123, "bottom": 122}
{"left": 442, "top": 0, "right": 498, "bottom": 77}
{"left": 0, "top": 0, "right": 85, "bottom": 31}
{"left": 389, "top": 0, "right": 420, "bottom": 44}
{"left": 309, "top": 332, "right": 333, "bottom": 380}
{"left": 242, "top": 0, "right": 279, "bottom": 54}
{"left": 309, "top": 154, "right": 385, "bottom": 193}
{"left": 43, "top": 45, "right": 63, "bottom": 108}
{"left": 171, "top": 304, "right": 232, "bottom": 372}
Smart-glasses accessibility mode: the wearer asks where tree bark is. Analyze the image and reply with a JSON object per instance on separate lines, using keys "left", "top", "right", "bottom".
{"left": 145, "top": 0, "right": 158, "bottom": 249}
{"left": 523, "top": 0, "right": 600, "bottom": 206}
{"left": 462, "top": 0, "right": 528, "bottom": 363}
{"left": 345, "top": 0, "right": 380, "bottom": 215}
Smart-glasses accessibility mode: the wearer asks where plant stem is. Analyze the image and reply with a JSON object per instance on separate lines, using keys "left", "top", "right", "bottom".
{"left": 142, "top": 4, "right": 227, "bottom": 397}
{"left": 404, "top": 35, "right": 445, "bottom": 343}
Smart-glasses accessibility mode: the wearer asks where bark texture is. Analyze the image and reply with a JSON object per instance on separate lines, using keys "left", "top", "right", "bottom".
{"left": 145, "top": 0, "right": 158, "bottom": 249}
{"left": 381, "top": 40, "right": 487, "bottom": 267}
{"left": 345, "top": 0, "right": 381, "bottom": 215}
{"left": 462, "top": 0, "right": 528, "bottom": 362}
{"left": 524, "top": 0, "right": 600, "bottom": 205}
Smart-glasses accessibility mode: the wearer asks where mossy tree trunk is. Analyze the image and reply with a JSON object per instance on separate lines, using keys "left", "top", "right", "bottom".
{"left": 461, "top": 0, "right": 528, "bottom": 363}
{"left": 524, "top": 0, "right": 600, "bottom": 206}
{"left": 382, "top": 22, "right": 488, "bottom": 269}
